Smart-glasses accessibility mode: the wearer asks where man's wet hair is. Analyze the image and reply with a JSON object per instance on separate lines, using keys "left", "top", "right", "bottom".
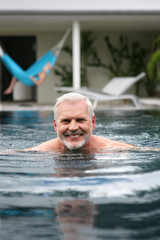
{"left": 53, "top": 92, "right": 95, "bottom": 120}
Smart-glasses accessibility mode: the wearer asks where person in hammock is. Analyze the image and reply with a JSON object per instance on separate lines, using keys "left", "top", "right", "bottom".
{"left": 3, "top": 62, "right": 52, "bottom": 95}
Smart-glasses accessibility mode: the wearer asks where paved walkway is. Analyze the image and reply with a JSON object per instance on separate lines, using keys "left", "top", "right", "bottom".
{"left": 1, "top": 98, "right": 160, "bottom": 111}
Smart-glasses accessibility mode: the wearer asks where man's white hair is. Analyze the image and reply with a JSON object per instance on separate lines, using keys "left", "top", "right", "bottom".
{"left": 53, "top": 92, "right": 95, "bottom": 120}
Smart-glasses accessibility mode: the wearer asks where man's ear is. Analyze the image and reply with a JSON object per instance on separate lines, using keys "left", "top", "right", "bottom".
{"left": 92, "top": 115, "right": 96, "bottom": 130}
{"left": 53, "top": 119, "right": 57, "bottom": 132}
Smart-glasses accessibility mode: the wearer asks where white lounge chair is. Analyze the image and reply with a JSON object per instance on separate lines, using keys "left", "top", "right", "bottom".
{"left": 56, "top": 72, "right": 146, "bottom": 109}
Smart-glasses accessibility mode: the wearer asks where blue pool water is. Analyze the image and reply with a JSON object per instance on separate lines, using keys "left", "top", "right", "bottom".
{"left": 0, "top": 110, "right": 160, "bottom": 239}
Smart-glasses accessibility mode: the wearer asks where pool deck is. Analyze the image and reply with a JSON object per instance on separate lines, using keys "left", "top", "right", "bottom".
{"left": 1, "top": 98, "right": 160, "bottom": 111}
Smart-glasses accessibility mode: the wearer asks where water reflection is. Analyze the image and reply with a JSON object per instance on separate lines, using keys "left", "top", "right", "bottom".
{"left": 55, "top": 199, "right": 96, "bottom": 240}
{"left": 52, "top": 154, "right": 97, "bottom": 239}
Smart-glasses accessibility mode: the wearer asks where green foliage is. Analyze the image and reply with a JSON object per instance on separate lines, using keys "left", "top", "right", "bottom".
{"left": 104, "top": 35, "right": 148, "bottom": 95}
{"left": 128, "top": 42, "right": 148, "bottom": 76}
{"left": 54, "top": 63, "right": 72, "bottom": 86}
{"left": 104, "top": 35, "right": 148, "bottom": 77}
{"left": 81, "top": 31, "right": 105, "bottom": 86}
{"left": 147, "top": 50, "right": 160, "bottom": 80}
{"left": 81, "top": 31, "right": 105, "bottom": 68}
{"left": 54, "top": 31, "right": 105, "bottom": 87}
{"left": 104, "top": 35, "right": 129, "bottom": 76}
{"left": 147, "top": 37, "right": 160, "bottom": 95}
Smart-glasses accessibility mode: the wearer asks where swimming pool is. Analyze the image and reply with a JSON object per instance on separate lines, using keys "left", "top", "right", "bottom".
{"left": 0, "top": 109, "right": 160, "bottom": 239}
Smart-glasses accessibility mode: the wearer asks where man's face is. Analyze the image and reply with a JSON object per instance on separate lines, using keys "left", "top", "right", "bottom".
{"left": 53, "top": 100, "right": 96, "bottom": 150}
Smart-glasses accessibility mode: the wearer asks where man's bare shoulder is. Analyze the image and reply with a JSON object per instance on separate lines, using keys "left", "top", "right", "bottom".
{"left": 92, "top": 135, "right": 137, "bottom": 149}
{"left": 26, "top": 138, "right": 61, "bottom": 151}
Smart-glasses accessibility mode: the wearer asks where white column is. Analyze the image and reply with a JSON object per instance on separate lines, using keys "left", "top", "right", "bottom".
{"left": 72, "top": 21, "right": 81, "bottom": 89}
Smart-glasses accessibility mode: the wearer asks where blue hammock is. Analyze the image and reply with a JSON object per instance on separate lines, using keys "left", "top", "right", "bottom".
{"left": 0, "top": 29, "right": 71, "bottom": 86}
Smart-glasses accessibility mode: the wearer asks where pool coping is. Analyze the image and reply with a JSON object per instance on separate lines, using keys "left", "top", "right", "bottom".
{"left": 1, "top": 98, "right": 160, "bottom": 111}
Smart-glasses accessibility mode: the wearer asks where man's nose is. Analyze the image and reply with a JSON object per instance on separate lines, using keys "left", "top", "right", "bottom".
{"left": 68, "top": 120, "right": 78, "bottom": 131}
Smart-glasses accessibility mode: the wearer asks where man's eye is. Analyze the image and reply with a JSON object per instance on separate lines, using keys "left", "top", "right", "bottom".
{"left": 62, "top": 119, "right": 70, "bottom": 123}
{"left": 77, "top": 118, "right": 85, "bottom": 122}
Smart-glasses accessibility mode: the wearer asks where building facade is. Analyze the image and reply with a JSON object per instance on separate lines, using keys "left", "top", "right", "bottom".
{"left": 0, "top": 0, "right": 160, "bottom": 103}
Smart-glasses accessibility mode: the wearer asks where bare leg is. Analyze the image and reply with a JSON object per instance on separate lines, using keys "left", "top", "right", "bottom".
{"left": 43, "top": 62, "right": 52, "bottom": 73}
{"left": 30, "top": 62, "right": 52, "bottom": 86}
{"left": 4, "top": 77, "right": 17, "bottom": 95}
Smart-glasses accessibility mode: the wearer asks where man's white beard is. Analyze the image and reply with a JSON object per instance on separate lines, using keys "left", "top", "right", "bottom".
{"left": 61, "top": 137, "right": 86, "bottom": 150}
{"left": 58, "top": 131, "right": 92, "bottom": 151}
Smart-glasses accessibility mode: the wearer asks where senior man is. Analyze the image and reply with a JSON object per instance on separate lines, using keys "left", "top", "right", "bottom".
{"left": 27, "top": 92, "right": 137, "bottom": 152}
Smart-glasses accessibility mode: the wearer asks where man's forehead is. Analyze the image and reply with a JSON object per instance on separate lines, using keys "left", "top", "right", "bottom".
{"left": 57, "top": 99, "right": 89, "bottom": 116}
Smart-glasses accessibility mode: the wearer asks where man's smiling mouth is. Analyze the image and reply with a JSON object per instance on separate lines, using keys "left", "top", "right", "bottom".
{"left": 64, "top": 131, "right": 84, "bottom": 138}
{"left": 65, "top": 134, "right": 83, "bottom": 141}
